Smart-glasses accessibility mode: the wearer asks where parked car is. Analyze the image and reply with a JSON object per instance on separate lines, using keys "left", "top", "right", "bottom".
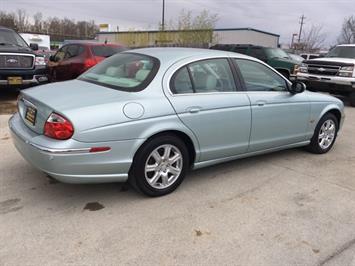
{"left": 297, "top": 44, "right": 355, "bottom": 106}
{"left": 300, "top": 53, "right": 320, "bottom": 60}
{"left": 210, "top": 44, "right": 300, "bottom": 80}
{"left": 288, "top": 53, "right": 304, "bottom": 63}
{"left": 47, "top": 42, "right": 126, "bottom": 81}
{"left": 9, "top": 48, "right": 344, "bottom": 196}
{"left": 0, "top": 26, "right": 48, "bottom": 90}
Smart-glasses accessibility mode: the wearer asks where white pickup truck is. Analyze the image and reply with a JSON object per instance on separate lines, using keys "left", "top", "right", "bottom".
{"left": 297, "top": 44, "right": 355, "bottom": 106}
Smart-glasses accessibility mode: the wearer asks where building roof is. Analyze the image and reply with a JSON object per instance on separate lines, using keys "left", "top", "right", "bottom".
{"left": 214, "top": 27, "right": 280, "bottom": 37}
{"left": 97, "top": 27, "right": 280, "bottom": 37}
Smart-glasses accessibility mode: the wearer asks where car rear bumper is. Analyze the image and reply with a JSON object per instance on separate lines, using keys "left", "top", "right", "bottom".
{"left": 9, "top": 113, "right": 144, "bottom": 184}
{"left": 297, "top": 73, "right": 355, "bottom": 94}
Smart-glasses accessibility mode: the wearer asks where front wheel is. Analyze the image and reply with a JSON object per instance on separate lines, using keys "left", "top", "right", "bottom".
{"left": 129, "top": 135, "right": 189, "bottom": 197}
{"left": 306, "top": 113, "right": 338, "bottom": 154}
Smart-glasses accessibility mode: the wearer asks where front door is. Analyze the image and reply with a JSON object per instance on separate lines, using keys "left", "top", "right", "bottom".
{"left": 234, "top": 58, "right": 311, "bottom": 152}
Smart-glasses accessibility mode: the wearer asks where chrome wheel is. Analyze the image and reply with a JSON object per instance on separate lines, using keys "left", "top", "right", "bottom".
{"left": 318, "top": 119, "right": 336, "bottom": 150}
{"left": 144, "top": 144, "right": 183, "bottom": 189}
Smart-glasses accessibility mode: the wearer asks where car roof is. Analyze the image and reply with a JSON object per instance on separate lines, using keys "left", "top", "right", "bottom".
{"left": 337, "top": 44, "right": 355, "bottom": 47}
{"left": 125, "top": 47, "right": 252, "bottom": 63}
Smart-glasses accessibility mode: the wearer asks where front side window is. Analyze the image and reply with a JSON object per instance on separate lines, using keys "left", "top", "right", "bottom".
{"left": 79, "top": 53, "right": 159, "bottom": 91}
{"left": 54, "top": 46, "right": 67, "bottom": 62}
{"left": 188, "top": 59, "right": 236, "bottom": 93}
{"left": 235, "top": 59, "right": 288, "bottom": 92}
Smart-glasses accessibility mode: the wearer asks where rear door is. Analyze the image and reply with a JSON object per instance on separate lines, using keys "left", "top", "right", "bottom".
{"left": 164, "top": 58, "right": 252, "bottom": 162}
{"left": 234, "top": 58, "right": 310, "bottom": 152}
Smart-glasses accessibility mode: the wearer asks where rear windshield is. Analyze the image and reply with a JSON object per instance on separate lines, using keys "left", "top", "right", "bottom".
{"left": 91, "top": 45, "right": 126, "bottom": 57}
{"left": 79, "top": 52, "right": 160, "bottom": 92}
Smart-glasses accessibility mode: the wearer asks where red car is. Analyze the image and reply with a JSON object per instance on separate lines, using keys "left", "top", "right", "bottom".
{"left": 48, "top": 42, "right": 126, "bottom": 81}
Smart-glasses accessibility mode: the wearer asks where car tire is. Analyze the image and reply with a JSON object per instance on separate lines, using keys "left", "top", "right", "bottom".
{"left": 350, "top": 92, "right": 355, "bottom": 107}
{"left": 129, "top": 135, "right": 189, "bottom": 197}
{"left": 306, "top": 113, "right": 338, "bottom": 154}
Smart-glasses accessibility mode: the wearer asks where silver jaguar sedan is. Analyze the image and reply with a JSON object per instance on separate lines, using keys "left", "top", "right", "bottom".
{"left": 9, "top": 48, "right": 345, "bottom": 196}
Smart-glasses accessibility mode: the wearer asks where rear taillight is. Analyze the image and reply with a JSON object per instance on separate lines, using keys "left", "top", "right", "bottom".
{"left": 44, "top": 113, "right": 74, "bottom": 140}
{"left": 84, "top": 58, "right": 97, "bottom": 69}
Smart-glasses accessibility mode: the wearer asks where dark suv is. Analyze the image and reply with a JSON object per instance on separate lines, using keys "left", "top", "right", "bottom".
{"left": 210, "top": 44, "right": 300, "bottom": 79}
{"left": 0, "top": 26, "right": 48, "bottom": 89}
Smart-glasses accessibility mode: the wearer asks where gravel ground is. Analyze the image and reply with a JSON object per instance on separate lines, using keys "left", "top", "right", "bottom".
{"left": 1, "top": 103, "right": 355, "bottom": 265}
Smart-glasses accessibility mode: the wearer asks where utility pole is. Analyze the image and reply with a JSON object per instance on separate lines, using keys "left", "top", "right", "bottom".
{"left": 297, "top": 14, "right": 305, "bottom": 43}
{"left": 161, "top": 0, "right": 165, "bottom": 31}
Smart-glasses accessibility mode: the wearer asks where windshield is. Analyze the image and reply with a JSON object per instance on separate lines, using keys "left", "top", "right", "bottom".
{"left": 0, "top": 29, "right": 28, "bottom": 48}
{"left": 265, "top": 48, "right": 290, "bottom": 59}
{"left": 326, "top": 46, "right": 355, "bottom": 59}
{"left": 79, "top": 52, "right": 160, "bottom": 92}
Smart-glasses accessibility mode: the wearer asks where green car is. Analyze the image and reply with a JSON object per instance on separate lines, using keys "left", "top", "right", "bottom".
{"left": 210, "top": 44, "right": 299, "bottom": 80}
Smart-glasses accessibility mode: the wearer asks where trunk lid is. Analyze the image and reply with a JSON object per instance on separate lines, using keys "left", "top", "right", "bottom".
{"left": 19, "top": 79, "right": 138, "bottom": 135}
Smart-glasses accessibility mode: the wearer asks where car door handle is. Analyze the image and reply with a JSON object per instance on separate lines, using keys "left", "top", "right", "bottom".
{"left": 187, "top": 107, "right": 201, "bottom": 113}
{"left": 256, "top": 101, "right": 266, "bottom": 107}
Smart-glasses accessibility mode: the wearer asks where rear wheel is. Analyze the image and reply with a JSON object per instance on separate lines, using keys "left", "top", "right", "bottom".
{"left": 350, "top": 92, "right": 355, "bottom": 107}
{"left": 306, "top": 113, "right": 338, "bottom": 154}
{"left": 129, "top": 135, "right": 189, "bottom": 197}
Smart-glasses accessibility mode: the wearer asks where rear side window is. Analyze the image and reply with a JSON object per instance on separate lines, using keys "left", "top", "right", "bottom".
{"left": 171, "top": 58, "right": 236, "bottom": 94}
{"left": 233, "top": 47, "right": 248, "bottom": 55}
{"left": 171, "top": 67, "right": 193, "bottom": 94}
{"left": 65, "top": 45, "right": 84, "bottom": 59}
{"left": 79, "top": 52, "right": 159, "bottom": 92}
{"left": 91, "top": 46, "right": 126, "bottom": 57}
{"left": 250, "top": 48, "right": 267, "bottom": 61}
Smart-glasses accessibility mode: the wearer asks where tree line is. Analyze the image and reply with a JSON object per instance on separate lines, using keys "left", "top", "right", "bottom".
{"left": 0, "top": 9, "right": 98, "bottom": 41}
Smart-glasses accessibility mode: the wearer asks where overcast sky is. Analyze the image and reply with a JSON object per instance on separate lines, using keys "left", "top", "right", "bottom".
{"left": 1, "top": 0, "right": 354, "bottom": 46}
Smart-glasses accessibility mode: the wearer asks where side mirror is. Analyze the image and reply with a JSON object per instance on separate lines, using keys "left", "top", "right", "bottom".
{"left": 29, "top": 43, "right": 39, "bottom": 51}
{"left": 49, "top": 55, "right": 55, "bottom": 62}
{"left": 289, "top": 81, "right": 306, "bottom": 94}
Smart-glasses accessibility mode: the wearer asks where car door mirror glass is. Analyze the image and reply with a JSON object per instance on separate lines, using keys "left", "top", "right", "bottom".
{"left": 290, "top": 81, "right": 306, "bottom": 94}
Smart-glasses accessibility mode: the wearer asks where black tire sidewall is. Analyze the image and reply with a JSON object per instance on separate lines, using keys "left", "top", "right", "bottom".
{"left": 130, "top": 135, "right": 189, "bottom": 197}
{"left": 309, "top": 113, "right": 339, "bottom": 154}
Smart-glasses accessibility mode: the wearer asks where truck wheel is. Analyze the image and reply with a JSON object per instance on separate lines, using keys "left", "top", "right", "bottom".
{"left": 350, "top": 92, "right": 355, "bottom": 107}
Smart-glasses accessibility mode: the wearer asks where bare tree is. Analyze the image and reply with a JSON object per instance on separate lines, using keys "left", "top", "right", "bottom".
{"left": 338, "top": 15, "right": 355, "bottom": 44}
{"left": 175, "top": 9, "right": 218, "bottom": 47}
{"left": 32, "top": 12, "right": 43, "bottom": 32}
{"left": 301, "top": 25, "right": 326, "bottom": 52}
{"left": 15, "top": 9, "right": 30, "bottom": 32}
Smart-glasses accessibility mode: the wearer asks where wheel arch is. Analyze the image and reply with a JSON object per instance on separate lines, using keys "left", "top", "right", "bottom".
{"left": 317, "top": 105, "right": 343, "bottom": 129}
{"left": 132, "top": 127, "right": 200, "bottom": 169}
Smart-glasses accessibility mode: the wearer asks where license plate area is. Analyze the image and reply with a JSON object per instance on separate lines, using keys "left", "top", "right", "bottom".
{"left": 25, "top": 105, "right": 37, "bottom": 126}
{"left": 8, "top": 76, "right": 23, "bottom": 85}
